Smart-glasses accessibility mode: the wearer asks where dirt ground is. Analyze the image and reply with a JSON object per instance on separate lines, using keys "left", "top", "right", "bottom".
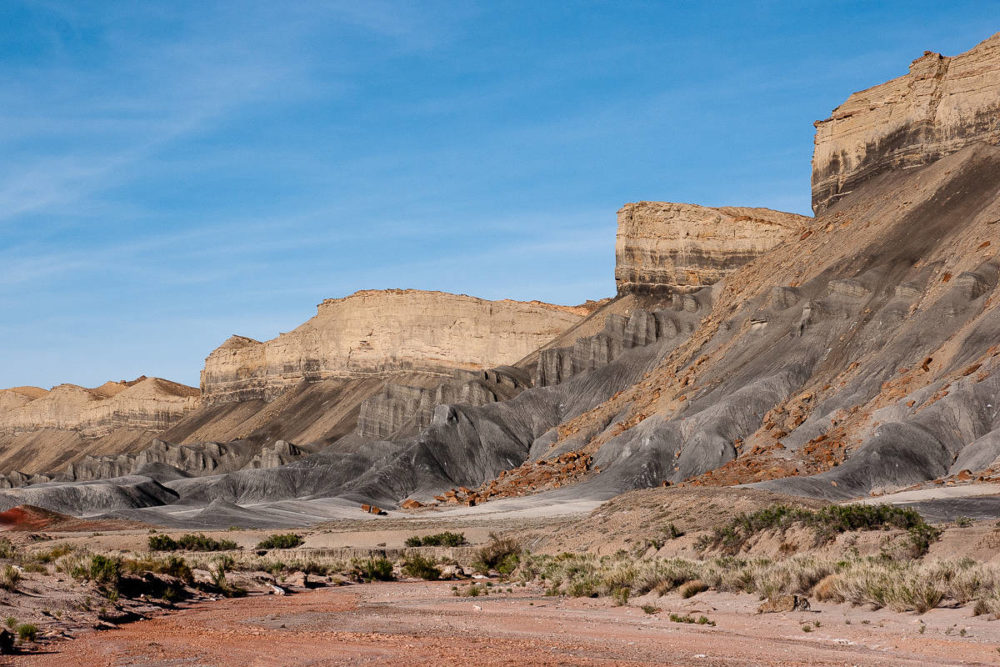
{"left": 12, "top": 580, "right": 1000, "bottom": 666}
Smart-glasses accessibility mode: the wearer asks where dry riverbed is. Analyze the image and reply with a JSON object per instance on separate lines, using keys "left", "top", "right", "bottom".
{"left": 12, "top": 580, "right": 1000, "bottom": 666}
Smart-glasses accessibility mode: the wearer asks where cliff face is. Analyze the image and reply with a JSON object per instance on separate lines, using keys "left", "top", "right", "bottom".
{"left": 201, "top": 289, "right": 589, "bottom": 403}
{"left": 0, "top": 378, "right": 199, "bottom": 438}
{"left": 614, "top": 202, "right": 808, "bottom": 296}
{"left": 812, "top": 33, "right": 1000, "bottom": 214}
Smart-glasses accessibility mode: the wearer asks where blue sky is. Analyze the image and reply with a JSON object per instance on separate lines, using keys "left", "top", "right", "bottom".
{"left": 1, "top": 1, "right": 997, "bottom": 389}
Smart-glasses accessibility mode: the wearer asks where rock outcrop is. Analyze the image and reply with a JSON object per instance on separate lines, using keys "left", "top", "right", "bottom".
{"left": 615, "top": 202, "right": 808, "bottom": 296}
{"left": 812, "top": 33, "right": 1000, "bottom": 213}
{"left": 534, "top": 298, "right": 705, "bottom": 387}
{"left": 201, "top": 289, "right": 589, "bottom": 404}
{"left": 63, "top": 438, "right": 307, "bottom": 482}
{"left": 0, "top": 378, "right": 199, "bottom": 438}
{"left": 356, "top": 366, "right": 530, "bottom": 440}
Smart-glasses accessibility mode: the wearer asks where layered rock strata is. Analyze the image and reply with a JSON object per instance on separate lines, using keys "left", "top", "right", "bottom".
{"left": 812, "top": 33, "right": 1000, "bottom": 213}
{"left": 201, "top": 289, "right": 588, "bottom": 404}
{"left": 534, "top": 297, "right": 704, "bottom": 387}
{"left": 356, "top": 366, "right": 530, "bottom": 440}
{"left": 0, "top": 378, "right": 199, "bottom": 438}
{"left": 615, "top": 202, "right": 808, "bottom": 296}
{"left": 63, "top": 438, "right": 306, "bottom": 482}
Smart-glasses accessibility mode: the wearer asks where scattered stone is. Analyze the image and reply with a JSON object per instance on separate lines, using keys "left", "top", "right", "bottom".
{"left": 757, "top": 595, "right": 810, "bottom": 614}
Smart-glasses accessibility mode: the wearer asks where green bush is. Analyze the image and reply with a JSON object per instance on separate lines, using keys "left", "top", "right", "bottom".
{"left": 401, "top": 554, "right": 441, "bottom": 580}
{"left": 16, "top": 623, "right": 37, "bottom": 642}
{"left": 404, "top": 532, "right": 467, "bottom": 547}
{"left": 0, "top": 538, "right": 15, "bottom": 559}
{"left": 123, "top": 555, "right": 194, "bottom": 584}
{"left": 0, "top": 566, "right": 20, "bottom": 591}
{"left": 696, "top": 504, "right": 939, "bottom": 555}
{"left": 148, "top": 535, "right": 177, "bottom": 551}
{"left": 88, "top": 555, "right": 122, "bottom": 591}
{"left": 256, "top": 534, "right": 304, "bottom": 550}
{"left": 33, "top": 544, "right": 72, "bottom": 563}
{"left": 473, "top": 533, "right": 521, "bottom": 575}
{"left": 355, "top": 557, "right": 394, "bottom": 582}
{"left": 148, "top": 534, "right": 237, "bottom": 552}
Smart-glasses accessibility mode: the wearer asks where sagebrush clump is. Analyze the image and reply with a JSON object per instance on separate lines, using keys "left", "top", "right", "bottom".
{"left": 256, "top": 534, "right": 304, "bottom": 550}
{"left": 404, "top": 532, "right": 467, "bottom": 547}
{"left": 149, "top": 533, "right": 237, "bottom": 552}
{"left": 695, "top": 504, "right": 940, "bottom": 556}
{"left": 473, "top": 533, "right": 521, "bottom": 575}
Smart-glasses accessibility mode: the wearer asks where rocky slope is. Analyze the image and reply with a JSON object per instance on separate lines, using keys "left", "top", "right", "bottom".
{"left": 201, "top": 289, "right": 589, "bottom": 403}
{"left": 0, "top": 291, "right": 589, "bottom": 483}
{"left": 615, "top": 202, "right": 807, "bottom": 295}
{"left": 812, "top": 32, "right": 1000, "bottom": 213}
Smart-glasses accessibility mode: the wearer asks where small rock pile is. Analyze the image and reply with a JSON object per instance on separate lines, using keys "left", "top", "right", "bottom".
{"left": 472, "top": 451, "right": 594, "bottom": 501}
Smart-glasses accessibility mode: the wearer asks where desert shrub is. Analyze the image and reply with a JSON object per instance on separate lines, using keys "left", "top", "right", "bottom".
{"left": 473, "top": 533, "right": 521, "bottom": 575}
{"left": 697, "top": 504, "right": 938, "bottom": 555}
{"left": 123, "top": 555, "right": 194, "bottom": 584}
{"left": 16, "top": 623, "right": 37, "bottom": 642}
{"left": 641, "top": 604, "right": 660, "bottom": 615}
{"left": 147, "top": 535, "right": 177, "bottom": 551}
{"left": 32, "top": 544, "right": 72, "bottom": 564}
{"left": 163, "top": 586, "right": 184, "bottom": 603}
{"left": 405, "top": 532, "right": 467, "bottom": 547}
{"left": 284, "top": 560, "right": 331, "bottom": 576}
{"left": 89, "top": 555, "right": 121, "bottom": 584}
{"left": 0, "top": 538, "right": 16, "bottom": 560}
{"left": 973, "top": 593, "right": 1000, "bottom": 619}
{"left": 906, "top": 523, "right": 942, "bottom": 558}
{"left": 679, "top": 580, "right": 708, "bottom": 598}
{"left": 664, "top": 523, "right": 684, "bottom": 539}
{"left": 458, "top": 583, "right": 483, "bottom": 597}
{"left": 401, "top": 554, "right": 441, "bottom": 580}
{"left": 669, "top": 613, "right": 715, "bottom": 626}
{"left": 209, "top": 554, "right": 246, "bottom": 597}
{"left": 354, "top": 557, "right": 394, "bottom": 582}
{"left": 0, "top": 566, "right": 21, "bottom": 591}
{"left": 256, "top": 534, "right": 304, "bottom": 550}
{"left": 890, "top": 579, "right": 945, "bottom": 613}
{"left": 149, "top": 534, "right": 237, "bottom": 552}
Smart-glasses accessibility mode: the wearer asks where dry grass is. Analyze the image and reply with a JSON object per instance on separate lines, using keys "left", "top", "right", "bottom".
{"left": 517, "top": 552, "right": 1000, "bottom": 616}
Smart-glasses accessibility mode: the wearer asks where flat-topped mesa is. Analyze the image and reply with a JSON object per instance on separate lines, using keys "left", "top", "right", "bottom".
{"left": 812, "top": 33, "right": 1000, "bottom": 214}
{"left": 615, "top": 202, "right": 808, "bottom": 296}
{"left": 0, "top": 377, "right": 200, "bottom": 438}
{"left": 200, "top": 289, "right": 590, "bottom": 404}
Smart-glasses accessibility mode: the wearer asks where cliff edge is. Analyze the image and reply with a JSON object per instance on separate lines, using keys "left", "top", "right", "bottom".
{"left": 812, "top": 33, "right": 1000, "bottom": 213}
{"left": 200, "top": 289, "right": 590, "bottom": 403}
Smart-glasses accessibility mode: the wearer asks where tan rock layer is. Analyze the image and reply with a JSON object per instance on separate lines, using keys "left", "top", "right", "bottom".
{"left": 615, "top": 202, "right": 808, "bottom": 296}
{"left": 0, "top": 378, "right": 199, "bottom": 439}
{"left": 200, "top": 289, "right": 588, "bottom": 404}
{"left": 812, "top": 33, "right": 1000, "bottom": 213}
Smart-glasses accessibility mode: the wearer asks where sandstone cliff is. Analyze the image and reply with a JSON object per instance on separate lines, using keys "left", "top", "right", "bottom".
{"left": 812, "top": 33, "right": 1000, "bottom": 213}
{"left": 615, "top": 202, "right": 808, "bottom": 296}
{"left": 201, "top": 289, "right": 589, "bottom": 403}
{"left": 0, "top": 378, "right": 199, "bottom": 438}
